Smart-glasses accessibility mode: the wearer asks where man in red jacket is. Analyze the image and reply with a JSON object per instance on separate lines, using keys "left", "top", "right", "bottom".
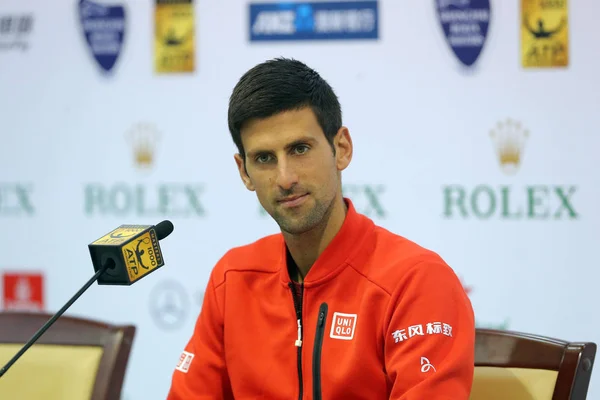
{"left": 167, "top": 58, "right": 475, "bottom": 399}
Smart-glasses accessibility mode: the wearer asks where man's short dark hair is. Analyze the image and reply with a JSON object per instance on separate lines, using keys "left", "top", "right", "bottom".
{"left": 228, "top": 57, "right": 342, "bottom": 159}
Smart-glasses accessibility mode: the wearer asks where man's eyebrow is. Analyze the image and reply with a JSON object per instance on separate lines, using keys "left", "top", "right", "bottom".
{"left": 284, "top": 137, "right": 317, "bottom": 150}
{"left": 247, "top": 136, "right": 317, "bottom": 158}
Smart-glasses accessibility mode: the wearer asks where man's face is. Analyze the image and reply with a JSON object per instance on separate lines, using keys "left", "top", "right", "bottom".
{"left": 234, "top": 107, "right": 352, "bottom": 235}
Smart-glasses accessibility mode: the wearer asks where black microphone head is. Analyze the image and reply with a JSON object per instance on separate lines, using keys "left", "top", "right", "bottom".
{"left": 155, "top": 220, "right": 174, "bottom": 240}
{"left": 89, "top": 221, "right": 173, "bottom": 286}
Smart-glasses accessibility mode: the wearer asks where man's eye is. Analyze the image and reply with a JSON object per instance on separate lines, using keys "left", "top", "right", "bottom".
{"left": 294, "top": 145, "right": 309, "bottom": 155}
{"left": 256, "top": 154, "right": 272, "bottom": 163}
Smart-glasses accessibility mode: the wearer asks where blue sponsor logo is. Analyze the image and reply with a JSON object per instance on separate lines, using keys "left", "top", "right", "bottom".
{"left": 78, "top": 0, "right": 126, "bottom": 73}
{"left": 249, "top": 1, "right": 378, "bottom": 41}
{"left": 435, "top": 0, "right": 490, "bottom": 67}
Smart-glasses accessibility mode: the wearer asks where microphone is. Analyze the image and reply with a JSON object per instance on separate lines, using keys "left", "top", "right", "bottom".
{"left": 88, "top": 220, "right": 174, "bottom": 285}
{"left": 0, "top": 220, "right": 174, "bottom": 379}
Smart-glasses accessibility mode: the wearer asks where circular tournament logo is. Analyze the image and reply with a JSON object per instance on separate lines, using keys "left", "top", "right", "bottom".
{"left": 149, "top": 279, "right": 190, "bottom": 330}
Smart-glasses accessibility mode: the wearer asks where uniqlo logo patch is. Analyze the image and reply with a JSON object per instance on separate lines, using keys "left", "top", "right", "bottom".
{"left": 2, "top": 272, "right": 44, "bottom": 311}
{"left": 175, "top": 350, "right": 194, "bottom": 373}
{"left": 330, "top": 312, "right": 357, "bottom": 340}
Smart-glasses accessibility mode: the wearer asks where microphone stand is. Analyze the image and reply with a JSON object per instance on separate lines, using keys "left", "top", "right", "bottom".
{"left": 0, "top": 260, "right": 113, "bottom": 378}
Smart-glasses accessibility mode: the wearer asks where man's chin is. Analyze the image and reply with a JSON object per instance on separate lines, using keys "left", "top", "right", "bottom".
{"left": 280, "top": 225, "right": 315, "bottom": 236}
{"left": 275, "top": 216, "right": 316, "bottom": 236}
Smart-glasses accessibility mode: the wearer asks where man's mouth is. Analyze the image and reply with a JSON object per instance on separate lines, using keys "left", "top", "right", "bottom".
{"left": 277, "top": 193, "right": 309, "bottom": 207}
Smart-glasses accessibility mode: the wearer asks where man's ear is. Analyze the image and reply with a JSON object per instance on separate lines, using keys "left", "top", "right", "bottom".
{"left": 334, "top": 127, "right": 353, "bottom": 171}
{"left": 234, "top": 153, "right": 255, "bottom": 191}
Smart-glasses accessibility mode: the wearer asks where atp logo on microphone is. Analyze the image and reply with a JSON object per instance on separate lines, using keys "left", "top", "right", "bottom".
{"left": 88, "top": 223, "right": 169, "bottom": 285}
{"left": 121, "top": 229, "right": 164, "bottom": 283}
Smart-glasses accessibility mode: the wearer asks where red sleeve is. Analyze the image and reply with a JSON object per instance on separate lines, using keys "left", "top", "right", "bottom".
{"left": 166, "top": 267, "right": 234, "bottom": 400}
{"left": 384, "top": 261, "right": 475, "bottom": 399}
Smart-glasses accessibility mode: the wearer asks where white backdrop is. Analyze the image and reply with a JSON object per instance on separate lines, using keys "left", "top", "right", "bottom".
{"left": 1, "top": 0, "right": 599, "bottom": 399}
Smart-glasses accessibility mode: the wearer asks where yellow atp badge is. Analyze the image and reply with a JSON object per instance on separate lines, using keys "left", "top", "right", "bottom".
{"left": 521, "top": 0, "right": 568, "bottom": 68}
{"left": 121, "top": 230, "right": 164, "bottom": 283}
{"left": 155, "top": 0, "right": 195, "bottom": 73}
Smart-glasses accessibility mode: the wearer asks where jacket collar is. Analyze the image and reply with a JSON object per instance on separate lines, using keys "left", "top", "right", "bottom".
{"left": 278, "top": 197, "right": 375, "bottom": 287}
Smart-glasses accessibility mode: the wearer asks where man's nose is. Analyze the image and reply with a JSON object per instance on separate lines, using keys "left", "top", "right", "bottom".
{"left": 275, "top": 159, "right": 299, "bottom": 190}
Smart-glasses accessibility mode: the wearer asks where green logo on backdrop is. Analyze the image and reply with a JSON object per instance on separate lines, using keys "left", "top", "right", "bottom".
{"left": 84, "top": 183, "right": 206, "bottom": 217}
{"left": 0, "top": 184, "right": 34, "bottom": 216}
{"left": 84, "top": 123, "right": 206, "bottom": 217}
{"left": 443, "top": 185, "right": 577, "bottom": 220}
{"left": 443, "top": 119, "right": 578, "bottom": 220}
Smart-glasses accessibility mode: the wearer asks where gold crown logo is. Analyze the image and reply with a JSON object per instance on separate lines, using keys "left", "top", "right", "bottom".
{"left": 125, "top": 123, "right": 160, "bottom": 169}
{"left": 489, "top": 118, "right": 529, "bottom": 175}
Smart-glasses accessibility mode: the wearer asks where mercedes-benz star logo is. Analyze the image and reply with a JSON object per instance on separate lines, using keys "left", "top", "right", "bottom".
{"left": 149, "top": 280, "right": 190, "bottom": 330}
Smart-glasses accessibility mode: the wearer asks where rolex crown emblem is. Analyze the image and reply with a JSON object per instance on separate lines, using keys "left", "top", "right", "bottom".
{"left": 126, "top": 123, "right": 160, "bottom": 169}
{"left": 489, "top": 118, "right": 529, "bottom": 175}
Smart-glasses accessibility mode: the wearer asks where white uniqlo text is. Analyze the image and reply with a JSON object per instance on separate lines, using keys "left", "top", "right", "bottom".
{"left": 175, "top": 350, "right": 194, "bottom": 373}
{"left": 330, "top": 312, "right": 358, "bottom": 340}
{"left": 392, "top": 322, "right": 453, "bottom": 343}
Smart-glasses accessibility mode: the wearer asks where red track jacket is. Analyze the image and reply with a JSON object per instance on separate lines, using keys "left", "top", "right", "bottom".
{"left": 167, "top": 198, "right": 475, "bottom": 399}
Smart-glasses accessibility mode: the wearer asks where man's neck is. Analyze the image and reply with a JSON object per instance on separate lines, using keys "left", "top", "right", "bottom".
{"left": 283, "top": 195, "right": 348, "bottom": 282}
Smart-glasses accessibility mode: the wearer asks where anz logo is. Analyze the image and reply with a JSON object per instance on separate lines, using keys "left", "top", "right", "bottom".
{"left": 251, "top": 4, "right": 314, "bottom": 36}
{"left": 249, "top": 1, "right": 379, "bottom": 41}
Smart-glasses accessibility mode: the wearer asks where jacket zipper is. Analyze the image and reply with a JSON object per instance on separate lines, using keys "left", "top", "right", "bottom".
{"left": 312, "top": 302, "right": 328, "bottom": 400}
{"left": 289, "top": 282, "right": 304, "bottom": 400}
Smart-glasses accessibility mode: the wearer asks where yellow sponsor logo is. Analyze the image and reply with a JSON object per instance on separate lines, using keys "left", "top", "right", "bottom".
{"left": 521, "top": 0, "right": 568, "bottom": 68}
{"left": 122, "top": 230, "right": 164, "bottom": 283}
{"left": 91, "top": 225, "right": 151, "bottom": 246}
{"left": 489, "top": 118, "right": 529, "bottom": 176}
{"left": 154, "top": 0, "right": 195, "bottom": 73}
{"left": 126, "top": 122, "right": 160, "bottom": 170}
